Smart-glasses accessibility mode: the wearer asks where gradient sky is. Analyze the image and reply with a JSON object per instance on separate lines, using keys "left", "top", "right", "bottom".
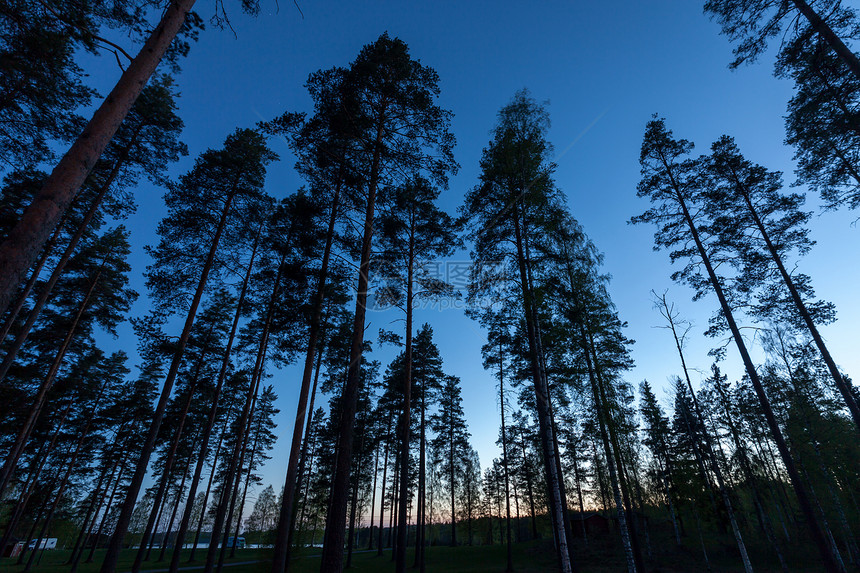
{"left": 80, "top": 0, "right": 860, "bottom": 508}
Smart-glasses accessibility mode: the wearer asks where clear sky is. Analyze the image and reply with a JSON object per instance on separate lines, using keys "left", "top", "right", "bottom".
{"left": 82, "top": 0, "right": 860, "bottom": 509}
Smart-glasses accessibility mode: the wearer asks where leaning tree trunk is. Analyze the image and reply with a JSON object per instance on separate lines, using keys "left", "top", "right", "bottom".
{"left": 101, "top": 186, "right": 236, "bottom": 573}
{"left": 0, "top": 399, "right": 73, "bottom": 556}
{"left": 0, "top": 130, "right": 139, "bottom": 368}
{"left": 132, "top": 372, "right": 205, "bottom": 573}
{"left": 659, "top": 294, "right": 752, "bottom": 572}
{"left": 658, "top": 149, "right": 841, "bottom": 573}
{"left": 190, "top": 412, "right": 233, "bottom": 561}
{"left": 728, "top": 168, "right": 860, "bottom": 431}
{"left": 86, "top": 455, "right": 129, "bottom": 564}
{"left": 0, "top": 210, "right": 66, "bottom": 348}
{"left": 715, "top": 382, "right": 789, "bottom": 573}
{"left": 67, "top": 416, "right": 132, "bottom": 567}
{"left": 790, "top": 0, "right": 860, "bottom": 82}
{"left": 288, "top": 334, "right": 326, "bottom": 558}
{"left": 580, "top": 327, "right": 637, "bottom": 573}
{"left": 0, "top": 0, "right": 196, "bottom": 319}
{"left": 23, "top": 398, "right": 99, "bottom": 573}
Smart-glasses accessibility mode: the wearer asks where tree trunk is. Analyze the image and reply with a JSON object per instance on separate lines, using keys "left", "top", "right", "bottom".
{"left": 659, "top": 295, "right": 752, "bottom": 572}
{"left": 0, "top": 130, "right": 138, "bottom": 372}
{"left": 511, "top": 210, "right": 574, "bottom": 573}
{"left": 271, "top": 177, "right": 341, "bottom": 573}
{"left": 499, "top": 343, "right": 513, "bottom": 572}
{"left": 416, "top": 376, "right": 427, "bottom": 572}
{"left": 168, "top": 229, "right": 260, "bottom": 572}
{"left": 368, "top": 442, "right": 379, "bottom": 552}
{"left": 133, "top": 371, "right": 205, "bottom": 573}
{"left": 395, "top": 219, "right": 416, "bottom": 573}
{"left": 288, "top": 327, "right": 326, "bottom": 559}
{"left": 519, "top": 430, "right": 538, "bottom": 540}
{"left": 0, "top": 255, "right": 107, "bottom": 496}
{"left": 295, "top": 410, "right": 318, "bottom": 547}
{"left": 320, "top": 119, "right": 384, "bottom": 573}
{"left": 790, "top": 0, "right": 860, "bottom": 82}
{"left": 209, "top": 348, "right": 267, "bottom": 573}
{"left": 207, "top": 243, "right": 285, "bottom": 573}
{"left": 86, "top": 456, "right": 129, "bottom": 564}
{"left": 581, "top": 327, "right": 638, "bottom": 573}
{"left": 0, "top": 0, "right": 196, "bottom": 319}
{"left": 0, "top": 209, "right": 66, "bottom": 348}
{"left": 23, "top": 401, "right": 98, "bottom": 572}
{"left": 158, "top": 458, "right": 193, "bottom": 562}
{"left": 102, "top": 186, "right": 236, "bottom": 573}
{"left": 377, "top": 415, "right": 392, "bottom": 556}
{"left": 658, "top": 148, "right": 841, "bottom": 572}
{"left": 0, "top": 399, "right": 73, "bottom": 556}
{"left": 728, "top": 167, "right": 860, "bottom": 431}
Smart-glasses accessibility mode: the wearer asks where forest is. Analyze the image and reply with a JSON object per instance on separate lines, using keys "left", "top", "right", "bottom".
{"left": 1, "top": 1, "right": 859, "bottom": 572}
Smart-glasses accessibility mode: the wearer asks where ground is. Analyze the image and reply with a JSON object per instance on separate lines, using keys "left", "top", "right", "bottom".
{"left": 0, "top": 538, "right": 828, "bottom": 572}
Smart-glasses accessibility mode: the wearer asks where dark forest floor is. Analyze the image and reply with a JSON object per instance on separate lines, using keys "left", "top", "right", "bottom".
{"left": 0, "top": 537, "right": 831, "bottom": 572}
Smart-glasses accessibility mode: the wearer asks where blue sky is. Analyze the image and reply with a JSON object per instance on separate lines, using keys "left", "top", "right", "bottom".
{"left": 81, "top": 0, "right": 860, "bottom": 507}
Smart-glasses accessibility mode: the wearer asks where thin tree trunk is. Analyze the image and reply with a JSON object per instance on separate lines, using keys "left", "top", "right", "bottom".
{"left": 87, "top": 456, "right": 129, "bottom": 563}
{"left": 511, "top": 210, "right": 574, "bottom": 573}
{"left": 159, "top": 455, "right": 194, "bottom": 562}
{"left": 570, "top": 439, "right": 588, "bottom": 544}
{"left": 72, "top": 448, "right": 128, "bottom": 572}
{"left": 692, "top": 504, "right": 712, "bottom": 572}
{"left": 395, "top": 220, "right": 416, "bottom": 573}
{"left": 0, "top": 255, "right": 107, "bottom": 496}
{"left": 288, "top": 327, "right": 327, "bottom": 559}
{"left": 169, "top": 225, "right": 261, "bottom": 573}
{"left": 68, "top": 419, "right": 132, "bottom": 567}
{"left": 133, "top": 372, "right": 204, "bottom": 573}
{"left": 23, "top": 403, "right": 98, "bottom": 572}
{"left": 211, "top": 358, "right": 266, "bottom": 573}
{"left": 714, "top": 379, "right": 789, "bottom": 572}
{"left": 499, "top": 339, "right": 513, "bottom": 572}
{"left": 191, "top": 423, "right": 230, "bottom": 561}
{"left": 272, "top": 177, "right": 341, "bottom": 573}
{"left": 658, "top": 294, "right": 752, "bottom": 572}
{"left": 416, "top": 375, "right": 427, "bottom": 572}
{"left": 519, "top": 429, "right": 538, "bottom": 540}
{"left": 208, "top": 250, "right": 283, "bottom": 573}
{"left": 346, "top": 403, "right": 368, "bottom": 569}
{"left": 582, "top": 328, "right": 637, "bottom": 573}
{"left": 321, "top": 119, "right": 385, "bottom": 573}
{"left": 377, "top": 415, "right": 392, "bottom": 556}
{"left": 368, "top": 442, "right": 379, "bottom": 551}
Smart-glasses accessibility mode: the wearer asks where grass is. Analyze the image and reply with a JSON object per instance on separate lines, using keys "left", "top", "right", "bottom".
{"left": 0, "top": 537, "right": 831, "bottom": 572}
